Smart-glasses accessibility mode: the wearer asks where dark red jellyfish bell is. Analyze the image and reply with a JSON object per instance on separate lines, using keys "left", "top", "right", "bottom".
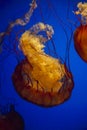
{"left": 73, "top": 2, "right": 87, "bottom": 62}
{"left": 0, "top": 104, "right": 24, "bottom": 130}
{"left": 74, "top": 24, "right": 87, "bottom": 62}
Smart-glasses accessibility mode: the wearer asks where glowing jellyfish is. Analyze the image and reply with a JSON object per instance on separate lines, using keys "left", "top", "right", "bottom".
{"left": 0, "top": 104, "right": 24, "bottom": 130}
{"left": 12, "top": 22, "right": 74, "bottom": 107}
{"left": 0, "top": 0, "right": 74, "bottom": 107}
{"left": 74, "top": 2, "right": 87, "bottom": 62}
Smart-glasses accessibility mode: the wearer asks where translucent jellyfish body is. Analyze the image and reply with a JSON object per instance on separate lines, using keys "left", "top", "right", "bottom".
{"left": 12, "top": 23, "right": 74, "bottom": 107}
{"left": 74, "top": 2, "right": 87, "bottom": 62}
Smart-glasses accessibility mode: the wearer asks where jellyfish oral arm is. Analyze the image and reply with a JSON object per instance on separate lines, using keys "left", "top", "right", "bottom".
{"left": 74, "top": 2, "right": 87, "bottom": 25}
{"left": 0, "top": 0, "right": 37, "bottom": 47}
{"left": 9, "top": 0, "right": 37, "bottom": 27}
{"left": 29, "top": 22, "right": 54, "bottom": 41}
{"left": 14, "top": 0, "right": 37, "bottom": 26}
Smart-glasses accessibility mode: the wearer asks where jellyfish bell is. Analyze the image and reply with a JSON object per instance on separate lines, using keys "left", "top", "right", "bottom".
{"left": 0, "top": 103, "right": 24, "bottom": 130}
{"left": 12, "top": 22, "right": 74, "bottom": 107}
{"left": 73, "top": 2, "right": 87, "bottom": 62}
{"left": 74, "top": 25, "right": 87, "bottom": 62}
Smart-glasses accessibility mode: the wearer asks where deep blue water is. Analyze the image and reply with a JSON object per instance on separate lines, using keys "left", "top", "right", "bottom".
{"left": 0, "top": 0, "right": 87, "bottom": 130}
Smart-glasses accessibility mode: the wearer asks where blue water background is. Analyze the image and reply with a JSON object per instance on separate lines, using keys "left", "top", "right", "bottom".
{"left": 0, "top": 0, "right": 87, "bottom": 130}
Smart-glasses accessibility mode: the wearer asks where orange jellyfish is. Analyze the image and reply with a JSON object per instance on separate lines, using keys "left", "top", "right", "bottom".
{"left": 0, "top": 104, "right": 24, "bottom": 130}
{"left": 12, "top": 22, "right": 74, "bottom": 107}
{"left": 0, "top": 0, "right": 74, "bottom": 107}
{"left": 73, "top": 2, "right": 87, "bottom": 62}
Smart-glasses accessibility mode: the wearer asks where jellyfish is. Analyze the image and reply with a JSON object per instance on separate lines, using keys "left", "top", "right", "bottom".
{"left": 12, "top": 21, "right": 74, "bottom": 107}
{"left": 0, "top": 103, "right": 24, "bottom": 130}
{"left": 0, "top": 0, "right": 74, "bottom": 107}
{"left": 73, "top": 2, "right": 87, "bottom": 62}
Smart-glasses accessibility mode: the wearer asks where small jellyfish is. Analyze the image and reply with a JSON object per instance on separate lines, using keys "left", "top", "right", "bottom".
{"left": 0, "top": 104, "right": 24, "bottom": 130}
{"left": 74, "top": 2, "right": 87, "bottom": 62}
